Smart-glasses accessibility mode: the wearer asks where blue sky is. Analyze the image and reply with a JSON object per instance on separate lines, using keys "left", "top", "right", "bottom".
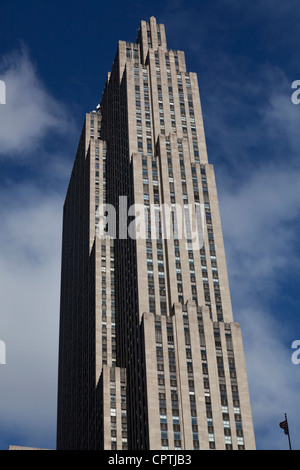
{"left": 0, "top": 0, "right": 300, "bottom": 451}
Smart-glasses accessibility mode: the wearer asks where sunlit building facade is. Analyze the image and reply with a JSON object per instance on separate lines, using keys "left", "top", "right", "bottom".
{"left": 56, "top": 16, "right": 255, "bottom": 450}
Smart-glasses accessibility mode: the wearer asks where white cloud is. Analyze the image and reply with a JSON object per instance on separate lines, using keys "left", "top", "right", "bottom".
{"left": 238, "top": 306, "right": 300, "bottom": 450}
{"left": 219, "top": 163, "right": 300, "bottom": 449}
{"left": 221, "top": 163, "right": 300, "bottom": 289}
{"left": 0, "top": 183, "right": 63, "bottom": 449}
{"left": 218, "top": 145, "right": 300, "bottom": 449}
{"left": 0, "top": 45, "right": 76, "bottom": 449}
{"left": 0, "top": 43, "right": 76, "bottom": 449}
{"left": 194, "top": 51, "right": 300, "bottom": 449}
{"left": 0, "top": 46, "right": 71, "bottom": 157}
{"left": 1, "top": 9, "right": 299, "bottom": 451}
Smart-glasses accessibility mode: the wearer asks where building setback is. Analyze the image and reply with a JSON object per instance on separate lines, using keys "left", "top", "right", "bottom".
{"left": 56, "top": 16, "right": 256, "bottom": 450}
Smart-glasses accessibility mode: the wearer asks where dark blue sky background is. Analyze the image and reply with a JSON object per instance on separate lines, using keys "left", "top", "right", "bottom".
{"left": 0, "top": 0, "right": 299, "bottom": 451}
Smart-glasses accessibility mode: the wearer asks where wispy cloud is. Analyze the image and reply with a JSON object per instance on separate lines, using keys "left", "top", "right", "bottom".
{"left": 159, "top": 2, "right": 300, "bottom": 447}
{"left": 238, "top": 306, "right": 300, "bottom": 450}
{"left": 0, "top": 183, "right": 62, "bottom": 449}
{"left": 0, "top": 45, "right": 72, "bottom": 158}
{"left": 1, "top": 2, "right": 299, "bottom": 451}
{"left": 206, "top": 60, "right": 300, "bottom": 449}
{"left": 0, "top": 45, "right": 72, "bottom": 449}
{"left": 221, "top": 164, "right": 300, "bottom": 286}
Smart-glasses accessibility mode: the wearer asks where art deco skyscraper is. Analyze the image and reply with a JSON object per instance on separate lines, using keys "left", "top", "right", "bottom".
{"left": 56, "top": 16, "right": 256, "bottom": 451}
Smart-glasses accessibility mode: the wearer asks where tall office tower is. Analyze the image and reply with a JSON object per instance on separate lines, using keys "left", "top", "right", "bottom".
{"left": 56, "top": 16, "right": 255, "bottom": 450}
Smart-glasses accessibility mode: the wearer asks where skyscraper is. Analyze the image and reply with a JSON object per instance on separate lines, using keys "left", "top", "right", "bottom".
{"left": 56, "top": 16, "right": 256, "bottom": 451}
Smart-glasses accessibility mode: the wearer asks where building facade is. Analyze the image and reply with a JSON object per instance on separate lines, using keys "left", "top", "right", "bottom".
{"left": 56, "top": 16, "right": 256, "bottom": 450}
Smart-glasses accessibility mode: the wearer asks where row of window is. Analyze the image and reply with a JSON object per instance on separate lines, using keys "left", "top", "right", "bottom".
{"left": 134, "top": 49, "right": 199, "bottom": 156}
{"left": 154, "top": 310, "right": 245, "bottom": 449}
{"left": 156, "top": 319, "right": 183, "bottom": 449}
{"left": 99, "top": 242, "right": 117, "bottom": 367}
{"left": 202, "top": 317, "right": 245, "bottom": 449}
{"left": 109, "top": 369, "right": 128, "bottom": 450}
